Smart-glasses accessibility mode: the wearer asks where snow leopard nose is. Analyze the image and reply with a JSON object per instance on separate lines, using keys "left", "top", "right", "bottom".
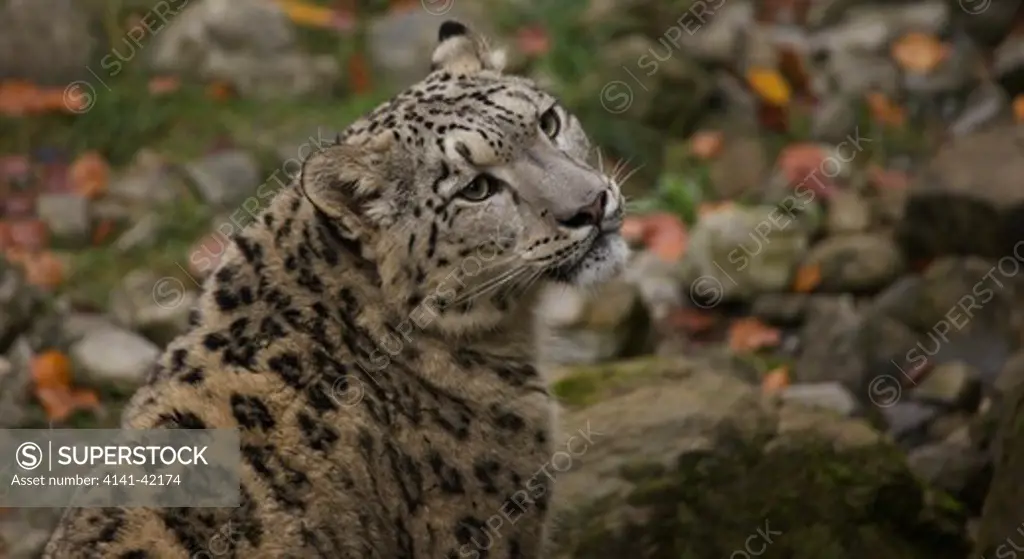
{"left": 557, "top": 191, "right": 606, "bottom": 229}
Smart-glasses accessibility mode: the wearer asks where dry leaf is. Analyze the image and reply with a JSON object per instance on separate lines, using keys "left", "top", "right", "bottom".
{"left": 148, "top": 75, "right": 181, "bottom": 96}
{"left": 792, "top": 263, "right": 821, "bottom": 292}
{"left": 629, "top": 212, "right": 688, "bottom": 263}
{"left": 666, "top": 307, "right": 717, "bottom": 334}
{"left": 891, "top": 32, "right": 950, "bottom": 74}
{"left": 23, "top": 251, "right": 65, "bottom": 289}
{"left": 69, "top": 151, "right": 110, "bottom": 199}
{"left": 762, "top": 366, "right": 791, "bottom": 394}
{"left": 275, "top": 0, "right": 348, "bottom": 29}
{"left": 1014, "top": 94, "right": 1024, "bottom": 122}
{"left": 697, "top": 201, "right": 736, "bottom": 219}
{"left": 747, "top": 67, "right": 792, "bottom": 106}
{"left": 32, "top": 350, "right": 73, "bottom": 389}
{"left": 36, "top": 387, "right": 100, "bottom": 423}
{"left": 92, "top": 219, "right": 115, "bottom": 245}
{"left": 778, "top": 46, "right": 812, "bottom": 100}
{"left": 348, "top": 53, "right": 372, "bottom": 95}
{"left": 727, "top": 317, "right": 782, "bottom": 353}
{"left": 866, "top": 91, "right": 906, "bottom": 127}
{"left": 776, "top": 143, "right": 837, "bottom": 199}
{"left": 0, "top": 219, "right": 49, "bottom": 251}
{"left": 689, "top": 130, "right": 724, "bottom": 160}
{"left": 621, "top": 216, "right": 646, "bottom": 244}
{"left": 516, "top": 25, "right": 551, "bottom": 57}
{"left": 206, "top": 81, "right": 234, "bottom": 102}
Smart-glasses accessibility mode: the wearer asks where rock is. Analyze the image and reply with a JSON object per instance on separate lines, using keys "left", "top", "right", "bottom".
{"left": 751, "top": 293, "right": 814, "bottom": 325}
{"left": 184, "top": 149, "right": 261, "bottom": 209}
{"left": 368, "top": 7, "right": 498, "bottom": 88}
{"left": 114, "top": 213, "right": 161, "bottom": 253}
{"left": 707, "top": 136, "right": 768, "bottom": 200}
{"left": 948, "top": 80, "right": 1011, "bottom": 138}
{"left": 826, "top": 190, "right": 872, "bottom": 235}
{"left": 0, "top": 0, "right": 98, "bottom": 86}
{"left": 810, "top": 95, "right": 859, "bottom": 145}
{"left": 823, "top": 51, "right": 900, "bottom": 96}
{"left": 897, "top": 124, "right": 1024, "bottom": 260}
{"left": 671, "top": 0, "right": 754, "bottom": 65}
{"left": 801, "top": 233, "right": 904, "bottom": 292}
{"left": 881, "top": 401, "right": 941, "bottom": 445}
{"left": 913, "top": 361, "right": 983, "bottom": 410}
{"left": 973, "top": 376, "right": 1024, "bottom": 557}
{"left": 69, "top": 324, "right": 160, "bottom": 389}
{"left": 0, "top": 507, "right": 64, "bottom": 559}
{"left": 685, "top": 205, "right": 811, "bottom": 302}
{"left": 548, "top": 356, "right": 969, "bottom": 558}
{"left": 0, "top": 256, "right": 43, "bottom": 355}
{"left": 0, "top": 338, "right": 32, "bottom": 428}
{"left": 793, "top": 295, "right": 864, "bottom": 385}
{"left": 537, "top": 281, "right": 652, "bottom": 365}
{"left": 35, "top": 193, "right": 90, "bottom": 242}
{"left": 907, "top": 437, "right": 991, "bottom": 512}
{"left": 108, "top": 270, "right": 197, "bottom": 347}
{"left": 148, "top": 0, "right": 336, "bottom": 99}
{"left": 621, "top": 250, "right": 683, "bottom": 322}
{"left": 107, "top": 150, "right": 181, "bottom": 206}
{"left": 780, "top": 381, "right": 860, "bottom": 416}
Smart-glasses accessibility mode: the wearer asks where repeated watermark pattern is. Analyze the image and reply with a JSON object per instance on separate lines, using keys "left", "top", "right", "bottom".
{"left": 599, "top": 0, "right": 728, "bottom": 114}
{"left": 457, "top": 421, "right": 604, "bottom": 558}
{"left": 959, "top": 0, "right": 992, "bottom": 15}
{"left": 421, "top": 0, "right": 455, "bottom": 16}
{"left": 63, "top": 0, "right": 191, "bottom": 113}
{"left": 730, "top": 519, "right": 783, "bottom": 558}
{"left": 867, "top": 240, "right": 1024, "bottom": 407}
{"left": 687, "top": 128, "right": 871, "bottom": 309}
{"left": 149, "top": 127, "right": 336, "bottom": 310}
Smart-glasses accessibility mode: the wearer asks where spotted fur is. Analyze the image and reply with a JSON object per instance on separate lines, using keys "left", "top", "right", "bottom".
{"left": 44, "top": 20, "right": 627, "bottom": 559}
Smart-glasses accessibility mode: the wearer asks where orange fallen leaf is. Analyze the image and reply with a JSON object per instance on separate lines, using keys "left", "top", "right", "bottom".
{"left": 32, "top": 350, "right": 73, "bottom": 389}
{"left": 757, "top": 101, "right": 790, "bottom": 132}
{"left": 516, "top": 25, "right": 551, "bottom": 57}
{"left": 275, "top": 0, "right": 341, "bottom": 28}
{"left": 69, "top": 151, "right": 110, "bottom": 199}
{"left": 0, "top": 219, "right": 49, "bottom": 251}
{"left": 23, "top": 251, "right": 65, "bottom": 289}
{"left": 747, "top": 67, "right": 792, "bottom": 106}
{"left": 697, "top": 201, "right": 736, "bottom": 219}
{"left": 205, "top": 81, "right": 234, "bottom": 102}
{"left": 689, "top": 130, "right": 725, "bottom": 160}
{"left": 762, "top": 366, "right": 791, "bottom": 394}
{"left": 92, "top": 219, "right": 115, "bottom": 245}
{"left": 866, "top": 91, "right": 906, "bottom": 127}
{"left": 792, "top": 263, "right": 821, "bottom": 292}
{"left": 621, "top": 216, "right": 647, "bottom": 244}
{"left": 1014, "top": 94, "right": 1024, "bottom": 122}
{"left": 148, "top": 75, "right": 181, "bottom": 96}
{"left": 639, "top": 212, "right": 688, "bottom": 262}
{"left": 776, "top": 143, "right": 836, "bottom": 199}
{"left": 36, "top": 387, "right": 100, "bottom": 423}
{"left": 909, "top": 258, "right": 934, "bottom": 273}
{"left": 348, "top": 53, "right": 372, "bottom": 95}
{"left": 728, "top": 317, "right": 782, "bottom": 353}
{"left": 891, "top": 32, "right": 950, "bottom": 74}
{"left": 778, "top": 46, "right": 812, "bottom": 100}
{"left": 666, "top": 307, "right": 717, "bottom": 334}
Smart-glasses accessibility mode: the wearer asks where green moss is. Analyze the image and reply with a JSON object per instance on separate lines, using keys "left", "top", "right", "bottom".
{"left": 551, "top": 357, "right": 686, "bottom": 408}
{"left": 556, "top": 429, "right": 969, "bottom": 559}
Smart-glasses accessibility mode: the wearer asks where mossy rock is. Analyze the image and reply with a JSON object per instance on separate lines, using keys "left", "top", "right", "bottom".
{"left": 973, "top": 371, "right": 1024, "bottom": 557}
{"left": 547, "top": 357, "right": 969, "bottom": 558}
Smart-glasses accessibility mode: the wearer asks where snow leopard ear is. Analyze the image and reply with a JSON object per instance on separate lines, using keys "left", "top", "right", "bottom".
{"left": 300, "top": 132, "right": 395, "bottom": 230}
{"left": 430, "top": 20, "right": 502, "bottom": 74}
